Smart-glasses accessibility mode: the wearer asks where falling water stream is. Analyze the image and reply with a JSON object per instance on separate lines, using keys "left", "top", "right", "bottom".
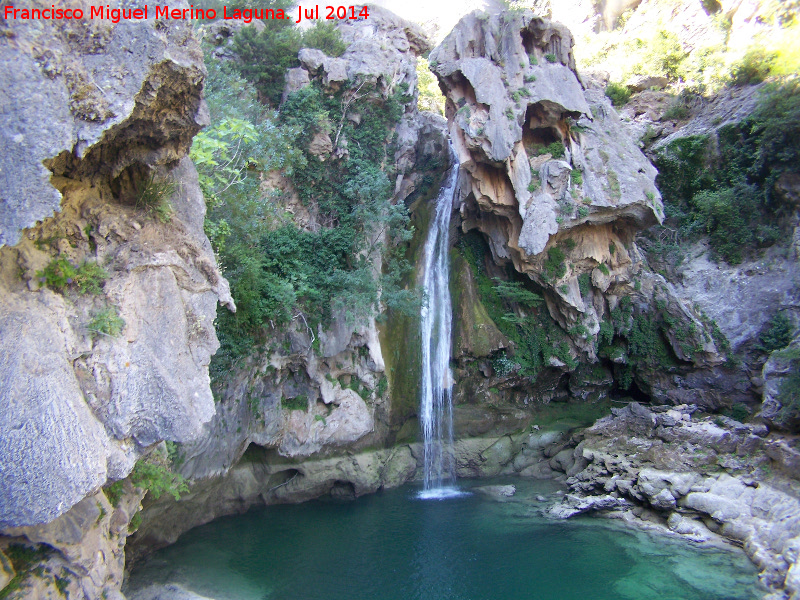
{"left": 417, "top": 152, "right": 463, "bottom": 500}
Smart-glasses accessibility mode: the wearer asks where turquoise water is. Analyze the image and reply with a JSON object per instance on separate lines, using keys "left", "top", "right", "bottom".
{"left": 126, "top": 479, "right": 762, "bottom": 600}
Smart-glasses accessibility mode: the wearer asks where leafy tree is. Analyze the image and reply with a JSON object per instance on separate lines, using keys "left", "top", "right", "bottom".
{"left": 302, "top": 21, "right": 347, "bottom": 57}
{"left": 232, "top": 1, "right": 302, "bottom": 106}
{"left": 760, "top": 312, "right": 794, "bottom": 352}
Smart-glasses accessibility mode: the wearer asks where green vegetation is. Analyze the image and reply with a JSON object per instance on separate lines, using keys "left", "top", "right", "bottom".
{"left": 302, "top": 20, "right": 347, "bottom": 57}
{"left": 37, "top": 256, "right": 108, "bottom": 295}
{"left": 87, "top": 307, "right": 125, "bottom": 339}
{"left": 531, "top": 141, "right": 565, "bottom": 159}
{"left": 103, "top": 455, "right": 189, "bottom": 506}
{"left": 605, "top": 82, "right": 631, "bottom": 107}
{"left": 776, "top": 368, "right": 800, "bottom": 427}
{"left": 759, "top": 312, "right": 793, "bottom": 352}
{"left": 130, "top": 458, "right": 189, "bottom": 501}
{"left": 458, "top": 232, "right": 576, "bottom": 379}
{"left": 578, "top": 273, "right": 591, "bottom": 296}
{"left": 577, "top": 2, "right": 798, "bottom": 93}
{"left": 570, "top": 169, "right": 583, "bottom": 185}
{"left": 196, "top": 31, "right": 417, "bottom": 378}
{"left": 0, "top": 544, "right": 51, "bottom": 600}
{"left": 282, "top": 395, "right": 308, "bottom": 411}
{"left": 597, "top": 296, "right": 682, "bottom": 389}
{"left": 650, "top": 81, "right": 800, "bottom": 265}
{"left": 544, "top": 53, "right": 557, "bottom": 63}
{"left": 416, "top": 58, "right": 445, "bottom": 115}
{"left": 542, "top": 247, "right": 566, "bottom": 282}
{"left": 135, "top": 174, "right": 175, "bottom": 223}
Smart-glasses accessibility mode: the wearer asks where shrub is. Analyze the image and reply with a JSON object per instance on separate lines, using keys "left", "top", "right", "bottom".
{"left": 760, "top": 312, "right": 793, "bottom": 352}
{"left": 605, "top": 82, "right": 631, "bottom": 107}
{"left": 662, "top": 97, "right": 690, "bottom": 121}
{"left": 543, "top": 247, "right": 566, "bottom": 281}
{"left": 730, "top": 47, "right": 776, "bottom": 86}
{"left": 571, "top": 169, "right": 583, "bottom": 185}
{"left": 577, "top": 205, "right": 589, "bottom": 218}
{"left": 302, "top": 20, "right": 347, "bottom": 57}
{"left": 777, "top": 369, "right": 800, "bottom": 427}
{"left": 130, "top": 459, "right": 189, "bottom": 501}
{"left": 136, "top": 175, "right": 175, "bottom": 223}
{"left": 649, "top": 80, "right": 800, "bottom": 266}
{"left": 37, "top": 257, "right": 108, "bottom": 295}
{"left": 597, "top": 263, "right": 610, "bottom": 275}
{"left": 232, "top": 5, "right": 302, "bottom": 106}
{"left": 578, "top": 273, "right": 591, "bottom": 296}
{"left": 282, "top": 395, "right": 308, "bottom": 411}
{"left": 544, "top": 53, "right": 557, "bottom": 63}
{"left": 88, "top": 307, "right": 125, "bottom": 339}
{"left": 492, "top": 351, "right": 518, "bottom": 376}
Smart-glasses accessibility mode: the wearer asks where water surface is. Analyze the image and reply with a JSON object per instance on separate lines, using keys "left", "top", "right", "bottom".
{"left": 127, "top": 478, "right": 762, "bottom": 600}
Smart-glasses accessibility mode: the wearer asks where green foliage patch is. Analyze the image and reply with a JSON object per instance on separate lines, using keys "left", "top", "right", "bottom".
{"left": 196, "top": 45, "right": 416, "bottom": 378}
{"left": 87, "top": 307, "right": 125, "bottom": 340}
{"left": 650, "top": 80, "right": 799, "bottom": 265}
{"left": 457, "top": 232, "right": 575, "bottom": 380}
{"left": 37, "top": 257, "right": 108, "bottom": 295}
{"left": 130, "top": 459, "right": 189, "bottom": 501}
{"left": 605, "top": 82, "right": 631, "bottom": 107}
{"left": 759, "top": 312, "right": 794, "bottom": 352}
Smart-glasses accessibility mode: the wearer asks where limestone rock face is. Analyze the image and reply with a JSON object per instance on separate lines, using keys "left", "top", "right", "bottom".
{"left": 430, "top": 10, "right": 661, "bottom": 259}
{"left": 0, "top": 2, "right": 208, "bottom": 248}
{"left": 0, "top": 6, "right": 231, "bottom": 533}
{"left": 549, "top": 402, "right": 800, "bottom": 594}
{"left": 429, "top": 10, "right": 725, "bottom": 402}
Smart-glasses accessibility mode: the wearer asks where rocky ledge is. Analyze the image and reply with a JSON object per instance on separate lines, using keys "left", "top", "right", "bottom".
{"left": 547, "top": 402, "right": 800, "bottom": 598}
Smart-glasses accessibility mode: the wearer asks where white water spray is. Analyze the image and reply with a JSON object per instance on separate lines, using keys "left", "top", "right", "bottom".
{"left": 418, "top": 152, "right": 464, "bottom": 500}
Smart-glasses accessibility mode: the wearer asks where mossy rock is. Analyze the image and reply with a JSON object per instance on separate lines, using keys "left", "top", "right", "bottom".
{"left": 449, "top": 250, "right": 508, "bottom": 358}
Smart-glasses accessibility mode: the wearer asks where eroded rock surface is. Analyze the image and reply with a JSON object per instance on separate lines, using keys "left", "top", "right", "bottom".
{"left": 0, "top": 7, "right": 232, "bottom": 599}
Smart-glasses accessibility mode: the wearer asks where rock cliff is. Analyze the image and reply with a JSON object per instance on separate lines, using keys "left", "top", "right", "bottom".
{"left": 0, "top": 4, "right": 231, "bottom": 598}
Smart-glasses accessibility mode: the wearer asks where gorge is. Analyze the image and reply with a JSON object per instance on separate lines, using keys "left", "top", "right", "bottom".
{"left": 0, "top": 1, "right": 799, "bottom": 599}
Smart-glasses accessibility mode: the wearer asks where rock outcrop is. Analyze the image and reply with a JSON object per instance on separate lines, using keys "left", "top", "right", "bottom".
{"left": 0, "top": 5, "right": 231, "bottom": 598}
{"left": 428, "top": 10, "right": 725, "bottom": 413}
{"left": 548, "top": 402, "right": 800, "bottom": 597}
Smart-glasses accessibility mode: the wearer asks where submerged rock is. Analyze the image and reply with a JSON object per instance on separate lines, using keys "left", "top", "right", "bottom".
{"left": 474, "top": 484, "right": 517, "bottom": 499}
{"left": 128, "top": 584, "right": 217, "bottom": 600}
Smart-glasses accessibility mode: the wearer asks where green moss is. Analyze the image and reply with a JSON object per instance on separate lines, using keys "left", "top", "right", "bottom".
{"left": 543, "top": 247, "right": 566, "bottom": 281}
{"left": 0, "top": 544, "right": 52, "bottom": 600}
{"left": 282, "top": 395, "right": 308, "bottom": 411}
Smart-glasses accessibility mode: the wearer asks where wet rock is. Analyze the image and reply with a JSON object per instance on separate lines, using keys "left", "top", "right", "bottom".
{"left": 549, "top": 493, "right": 628, "bottom": 518}
{"left": 474, "top": 485, "right": 517, "bottom": 499}
{"left": 128, "top": 584, "right": 216, "bottom": 600}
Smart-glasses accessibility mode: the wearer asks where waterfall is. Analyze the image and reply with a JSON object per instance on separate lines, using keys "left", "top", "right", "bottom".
{"left": 418, "top": 152, "right": 462, "bottom": 499}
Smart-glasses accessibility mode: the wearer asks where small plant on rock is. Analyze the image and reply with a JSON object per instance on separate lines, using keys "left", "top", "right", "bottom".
{"left": 37, "top": 256, "right": 108, "bottom": 295}
{"left": 136, "top": 174, "right": 176, "bottom": 223}
{"left": 544, "top": 53, "right": 557, "bottom": 63}
{"left": 605, "top": 82, "right": 631, "bottom": 107}
{"left": 88, "top": 307, "right": 125, "bottom": 340}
